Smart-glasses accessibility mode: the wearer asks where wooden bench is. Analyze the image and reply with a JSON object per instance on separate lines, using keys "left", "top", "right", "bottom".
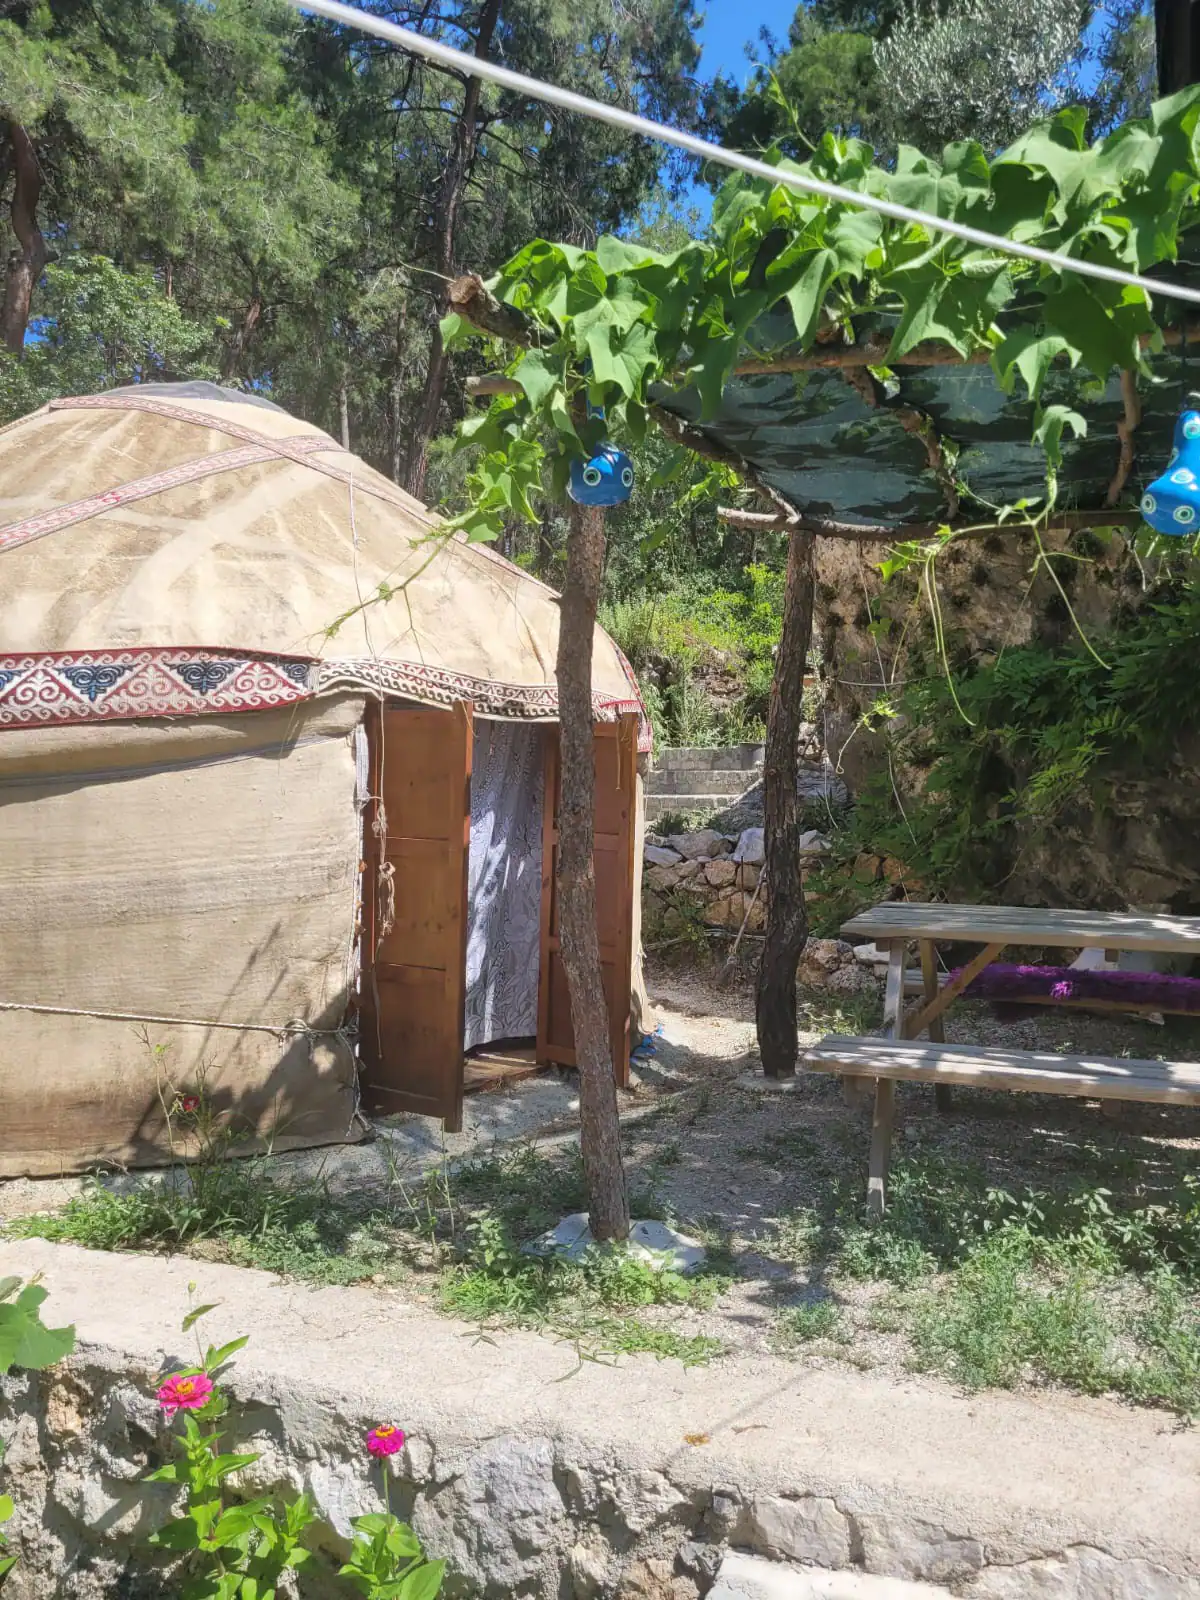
{"left": 802, "top": 1035, "right": 1200, "bottom": 1216}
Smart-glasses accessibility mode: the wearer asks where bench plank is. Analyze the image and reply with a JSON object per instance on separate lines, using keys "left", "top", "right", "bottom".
{"left": 803, "top": 1036, "right": 1200, "bottom": 1106}
{"left": 841, "top": 901, "right": 1200, "bottom": 955}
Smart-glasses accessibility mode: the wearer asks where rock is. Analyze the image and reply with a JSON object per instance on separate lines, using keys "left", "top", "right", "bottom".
{"left": 743, "top": 893, "right": 766, "bottom": 931}
{"left": 702, "top": 897, "right": 735, "bottom": 928}
{"left": 676, "top": 858, "right": 706, "bottom": 883}
{"left": 732, "top": 827, "right": 765, "bottom": 865}
{"left": 853, "top": 942, "right": 885, "bottom": 966}
{"left": 414, "top": 1435, "right": 566, "bottom": 1593}
{"left": 859, "top": 1514, "right": 984, "bottom": 1583}
{"left": 853, "top": 852, "right": 884, "bottom": 883}
{"left": 705, "top": 858, "right": 738, "bottom": 889}
{"left": 741, "top": 863, "right": 761, "bottom": 890}
{"left": 881, "top": 856, "right": 909, "bottom": 883}
{"left": 617, "top": 1558, "right": 677, "bottom": 1600}
{"left": 826, "top": 963, "right": 878, "bottom": 995}
{"left": 646, "top": 866, "right": 680, "bottom": 893}
{"left": 797, "top": 830, "right": 832, "bottom": 855}
{"left": 569, "top": 1539, "right": 610, "bottom": 1599}
{"left": 645, "top": 844, "right": 684, "bottom": 868}
{"left": 740, "top": 1493, "right": 853, "bottom": 1568}
{"left": 671, "top": 829, "right": 726, "bottom": 861}
{"left": 798, "top": 938, "right": 854, "bottom": 981}
{"left": 967, "top": 1549, "right": 1200, "bottom": 1598}
{"left": 710, "top": 1552, "right": 953, "bottom": 1600}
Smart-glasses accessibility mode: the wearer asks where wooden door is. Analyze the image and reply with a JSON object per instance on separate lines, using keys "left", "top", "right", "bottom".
{"left": 360, "top": 701, "right": 471, "bottom": 1131}
{"left": 537, "top": 713, "right": 638, "bottom": 1087}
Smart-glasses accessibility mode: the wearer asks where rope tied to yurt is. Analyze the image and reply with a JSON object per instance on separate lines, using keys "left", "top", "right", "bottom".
{"left": 0, "top": 999, "right": 354, "bottom": 1044}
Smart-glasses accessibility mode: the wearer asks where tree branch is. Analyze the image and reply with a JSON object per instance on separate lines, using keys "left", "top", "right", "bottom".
{"left": 716, "top": 506, "right": 1144, "bottom": 540}
{"left": 1106, "top": 368, "right": 1142, "bottom": 508}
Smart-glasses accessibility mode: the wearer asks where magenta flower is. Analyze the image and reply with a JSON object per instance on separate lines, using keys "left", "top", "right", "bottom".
{"left": 157, "top": 1373, "right": 214, "bottom": 1415}
{"left": 366, "top": 1424, "right": 405, "bottom": 1458}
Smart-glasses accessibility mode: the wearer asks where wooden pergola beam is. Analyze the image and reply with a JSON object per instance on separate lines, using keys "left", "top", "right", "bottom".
{"left": 716, "top": 505, "right": 1145, "bottom": 542}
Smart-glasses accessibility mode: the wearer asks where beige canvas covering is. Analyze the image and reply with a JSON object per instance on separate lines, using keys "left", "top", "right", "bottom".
{"left": 0, "top": 698, "right": 364, "bottom": 1177}
{"left": 0, "top": 384, "right": 648, "bottom": 1177}
{"left": 0, "top": 386, "right": 643, "bottom": 721}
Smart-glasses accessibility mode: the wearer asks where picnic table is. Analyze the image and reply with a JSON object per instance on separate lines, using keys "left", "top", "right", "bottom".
{"left": 800, "top": 901, "right": 1200, "bottom": 1216}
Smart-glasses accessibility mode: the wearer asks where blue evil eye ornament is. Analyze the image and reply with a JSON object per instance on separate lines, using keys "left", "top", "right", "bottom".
{"left": 568, "top": 444, "right": 635, "bottom": 506}
{"left": 1141, "top": 408, "right": 1200, "bottom": 535}
{"left": 567, "top": 385, "right": 635, "bottom": 507}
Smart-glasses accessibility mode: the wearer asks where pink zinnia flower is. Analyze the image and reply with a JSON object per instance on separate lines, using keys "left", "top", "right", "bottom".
{"left": 157, "top": 1373, "right": 214, "bottom": 1415}
{"left": 366, "top": 1424, "right": 405, "bottom": 1458}
{"left": 176, "top": 1094, "right": 201, "bottom": 1114}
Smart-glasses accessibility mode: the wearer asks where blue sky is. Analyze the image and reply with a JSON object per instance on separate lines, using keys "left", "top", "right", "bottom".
{"left": 695, "top": 0, "right": 798, "bottom": 88}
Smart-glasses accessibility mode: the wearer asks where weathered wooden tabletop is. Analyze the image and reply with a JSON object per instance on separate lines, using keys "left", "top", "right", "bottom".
{"left": 841, "top": 900, "right": 1200, "bottom": 955}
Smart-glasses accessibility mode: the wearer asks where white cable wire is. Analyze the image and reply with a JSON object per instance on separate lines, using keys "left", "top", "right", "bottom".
{"left": 286, "top": 0, "right": 1200, "bottom": 307}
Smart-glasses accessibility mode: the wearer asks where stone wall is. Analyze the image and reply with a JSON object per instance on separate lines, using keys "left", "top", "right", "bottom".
{"left": 812, "top": 531, "right": 1200, "bottom": 912}
{"left": 3, "top": 1242, "right": 1199, "bottom": 1600}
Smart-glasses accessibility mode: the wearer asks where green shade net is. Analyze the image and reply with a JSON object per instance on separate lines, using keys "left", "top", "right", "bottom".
{"left": 653, "top": 306, "right": 1197, "bottom": 527}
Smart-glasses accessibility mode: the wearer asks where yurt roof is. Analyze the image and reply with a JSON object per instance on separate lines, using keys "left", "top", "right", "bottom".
{"left": 0, "top": 383, "right": 645, "bottom": 740}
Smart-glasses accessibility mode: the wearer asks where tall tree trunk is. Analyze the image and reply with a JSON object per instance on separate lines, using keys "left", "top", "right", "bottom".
{"left": 556, "top": 499, "right": 631, "bottom": 1242}
{"left": 221, "top": 293, "right": 263, "bottom": 382}
{"left": 339, "top": 373, "right": 351, "bottom": 450}
{"left": 756, "top": 528, "right": 816, "bottom": 1078}
{"left": 402, "top": 0, "right": 502, "bottom": 499}
{"left": 1157, "top": 0, "right": 1200, "bottom": 91}
{"left": 1, "top": 124, "right": 47, "bottom": 356}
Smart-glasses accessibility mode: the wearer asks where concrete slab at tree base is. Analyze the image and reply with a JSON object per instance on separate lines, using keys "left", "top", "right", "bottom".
{"left": 525, "top": 1214, "right": 707, "bottom": 1272}
{"left": 736, "top": 1072, "right": 803, "bottom": 1094}
{"left": 2, "top": 1240, "right": 1200, "bottom": 1600}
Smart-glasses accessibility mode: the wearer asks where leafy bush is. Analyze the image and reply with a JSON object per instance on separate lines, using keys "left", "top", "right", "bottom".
{"left": 600, "top": 565, "right": 784, "bottom": 748}
{"left": 844, "top": 578, "right": 1200, "bottom": 898}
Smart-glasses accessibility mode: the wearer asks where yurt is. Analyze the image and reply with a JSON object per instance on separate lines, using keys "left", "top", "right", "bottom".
{"left": 0, "top": 382, "right": 650, "bottom": 1178}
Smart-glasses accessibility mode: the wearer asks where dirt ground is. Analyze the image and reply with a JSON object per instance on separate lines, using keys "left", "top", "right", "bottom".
{"left": 613, "top": 964, "right": 1200, "bottom": 1371}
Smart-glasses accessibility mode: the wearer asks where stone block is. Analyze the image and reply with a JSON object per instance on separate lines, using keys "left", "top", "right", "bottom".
{"left": 646, "top": 844, "right": 684, "bottom": 868}
{"left": 966, "top": 1549, "right": 1200, "bottom": 1599}
{"left": 741, "top": 1493, "right": 852, "bottom": 1568}
{"left": 859, "top": 1514, "right": 983, "bottom": 1583}
{"left": 798, "top": 830, "right": 832, "bottom": 855}
{"left": 853, "top": 853, "right": 883, "bottom": 883}
{"left": 733, "top": 827, "right": 765, "bottom": 865}
{"left": 706, "top": 858, "right": 738, "bottom": 888}
{"left": 647, "top": 866, "right": 680, "bottom": 893}
{"left": 670, "top": 829, "right": 727, "bottom": 860}
{"left": 710, "top": 1551, "right": 952, "bottom": 1600}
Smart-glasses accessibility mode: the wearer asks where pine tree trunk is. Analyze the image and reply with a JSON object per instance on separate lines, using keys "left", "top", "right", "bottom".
{"left": 556, "top": 500, "right": 630, "bottom": 1242}
{"left": 339, "top": 375, "right": 351, "bottom": 450}
{"left": 1, "top": 124, "right": 47, "bottom": 356}
{"left": 756, "top": 528, "right": 815, "bottom": 1078}
{"left": 402, "top": 0, "right": 502, "bottom": 498}
{"left": 221, "top": 293, "right": 263, "bottom": 381}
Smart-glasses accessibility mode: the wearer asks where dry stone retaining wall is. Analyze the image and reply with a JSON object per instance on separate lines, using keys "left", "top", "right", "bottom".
{"left": 3, "top": 1242, "right": 1198, "bottom": 1600}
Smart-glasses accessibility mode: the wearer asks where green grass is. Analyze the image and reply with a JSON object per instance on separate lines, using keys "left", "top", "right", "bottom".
{"left": 10, "top": 1139, "right": 731, "bottom": 1368}
{"left": 775, "top": 1298, "right": 847, "bottom": 1345}
{"left": 765, "top": 1149, "right": 1200, "bottom": 1414}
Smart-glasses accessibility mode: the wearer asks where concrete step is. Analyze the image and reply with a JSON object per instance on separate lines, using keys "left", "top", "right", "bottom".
{"left": 645, "top": 793, "right": 736, "bottom": 822}
{"left": 645, "top": 767, "right": 758, "bottom": 797}
{"left": 654, "top": 743, "right": 764, "bottom": 772}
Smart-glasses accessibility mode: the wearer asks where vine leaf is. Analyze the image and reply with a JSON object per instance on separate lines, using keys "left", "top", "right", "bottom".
{"left": 993, "top": 328, "right": 1071, "bottom": 401}
{"left": 1034, "top": 404, "right": 1088, "bottom": 470}
{"left": 0, "top": 1281, "right": 76, "bottom": 1374}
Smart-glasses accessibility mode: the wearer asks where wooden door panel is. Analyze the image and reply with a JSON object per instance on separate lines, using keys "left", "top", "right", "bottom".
{"left": 537, "top": 714, "right": 638, "bottom": 1085}
{"left": 360, "top": 702, "right": 471, "bottom": 1131}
